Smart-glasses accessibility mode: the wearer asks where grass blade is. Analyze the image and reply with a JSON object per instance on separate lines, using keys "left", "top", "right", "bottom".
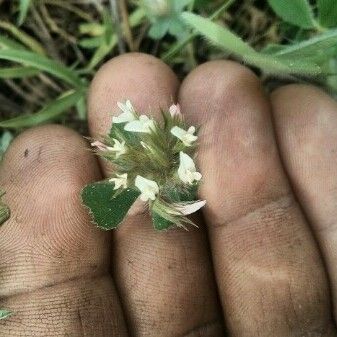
{"left": 0, "top": 90, "right": 84, "bottom": 129}
{"left": 0, "top": 20, "right": 45, "bottom": 55}
{"left": 0, "top": 49, "right": 85, "bottom": 87}
{"left": 0, "top": 66, "right": 39, "bottom": 79}
{"left": 18, "top": 0, "right": 31, "bottom": 26}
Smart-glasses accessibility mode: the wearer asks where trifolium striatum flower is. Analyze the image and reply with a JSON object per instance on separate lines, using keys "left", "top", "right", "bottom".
{"left": 109, "top": 173, "right": 128, "bottom": 190}
{"left": 124, "top": 115, "right": 155, "bottom": 133}
{"left": 110, "top": 139, "right": 127, "bottom": 158}
{"left": 135, "top": 175, "right": 159, "bottom": 202}
{"left": 81, "top": 100, "right": 205, "bottom": 231}
{"left": 112, "top": 100, "right": 136, "bottom": 123}
{"left": 178, "top": 151, "right": 202, "bottom": 185}
{"left": 171, "top": 126, "right": 198, "bottom": 146}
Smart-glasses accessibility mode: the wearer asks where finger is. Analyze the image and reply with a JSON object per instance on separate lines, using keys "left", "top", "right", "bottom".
{"left": 0, "top": 125, "right": 128, "bottom": 336}
{"left": 88, "top": 53, "right": 224, "bottom": 336}
{"left": 271, "top": 84, "right": 337, "bottom": 322}
{"left": 179, "top": 61, "right": 336, "bottom": 336}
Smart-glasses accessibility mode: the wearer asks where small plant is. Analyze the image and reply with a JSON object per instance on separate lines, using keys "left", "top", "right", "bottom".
{"left": 81, "top": 101, "right": 205, "bottom": 230}
{"left": 141, "top": 0, "right": 192, "bottom": 39}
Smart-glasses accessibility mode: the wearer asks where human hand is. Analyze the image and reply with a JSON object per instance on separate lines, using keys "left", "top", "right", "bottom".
{"left": 1, "top": 53, "right": 337, "bottom": 337}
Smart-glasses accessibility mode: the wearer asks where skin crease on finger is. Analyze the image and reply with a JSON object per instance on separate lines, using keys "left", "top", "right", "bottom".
{"left": 88, "top": 53, "right": 225, "bottom": 337}
{"left": 0, "top": 125, "right": 128, "bottom": 336}
{"left": 179, "top": 60, "right": 337, "bottom": 337}
{"left": 271, "top": 84, "right": 337, "bottom": 325}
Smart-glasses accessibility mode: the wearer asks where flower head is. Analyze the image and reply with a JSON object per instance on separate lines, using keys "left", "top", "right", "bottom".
{"left": 135, "top": 175, "right": 159, "bottom": 202}
{"left": 124, "top": 115, "right": 155, "bottom": 134}
{"left": 169, "top": 104, "right": 182, "bottom": 118}
{"left": 178, "top": 151, "right": 202, "bottom": 185}
{"left": 113, "top": 100, "right": 136, "bottom": 124}
{"left": 110, "top": 139, "right": 127, "bottom": 158}
{"left": 171, "top": 126, "right": 197, "bottom": 146}
{"left": 109, "top": 173, "right": 128, "bottom": 190}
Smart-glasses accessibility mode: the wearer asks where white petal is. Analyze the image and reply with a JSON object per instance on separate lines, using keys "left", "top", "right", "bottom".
{"left": 193, "top": 172, "right": 202, "bottom": 181}
{"left": 171, "top": 126, "right": 186, "bottom": 140}
{"left": 187, "top": 126, "right": 196, "bottom": 134}
{"left": 135, "top": 175, "right": 159, "bottom": 202}
{"left": 112, "top": 111, "right": 135, "bottom": 124}
{"left": 174, "top": 200, "right": 206, "bottom": 215}
{"left": 180, "top": 151, "right": 196, "bottom": 171}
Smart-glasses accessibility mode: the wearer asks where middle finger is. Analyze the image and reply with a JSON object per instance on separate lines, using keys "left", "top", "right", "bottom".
{"left": 88, "top": 53, "right": 224, "bottom": 336}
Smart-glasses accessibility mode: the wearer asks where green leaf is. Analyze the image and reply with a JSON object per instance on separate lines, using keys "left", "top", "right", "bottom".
{"left": 0, "top": 90, "right": 84, "bottom": 129}
{"left": 151, "top": 210, "right": 174, "bottom": 230}
{"left": 318, "top": 0, "right": 337, "bottom": 28}
{"left": 148, "top": 18, "right": 171, "bottom": 39}
{"left": 18, "top": 0, "right": 31, "bottom": 26}
{"left": 272, "top": 28, "right": 337, "bottom": 59}
{"left": 182, "top": 12, "right": 322, "bottom": 77}
{"left": 0, "top": 310, "right": 11, "bottom": 320}
{"left": 0, "top": 66, "right": 39, "bottom": 79}
{"left": 268, "top": 0, "right": 315, "bottom": 29}
{"left": 81, "top": 182, "right": 140, "bottom": 230}
{"left": 0, "top": 49, "right": 84, "bottom": 87}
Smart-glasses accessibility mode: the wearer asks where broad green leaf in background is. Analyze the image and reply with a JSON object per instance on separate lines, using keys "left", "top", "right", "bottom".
{"left": 182, "top": 12, "right": 322, "bottom": 77}
{"left": 267, "top": 0, "right": 315, "bottom": 29}
{"left": 0, "top": 66, "right": 39, "bottom": 79}
{"left": 0, "top": 310, "right": 11, "bottom": 320}
{"left": 17, "top": 0, "right": 31, "bottom": 26}
{"left": 81, "top": 182, "right": 141, "bottom": 230}
{"left": 0, "top": 90, "right": 84, "bottom": 129}
{"left": 318, "top": 0, "right": 337, "bottom": 28}
{"left": 0, "top": 49, "right": 84, "bottom": 87}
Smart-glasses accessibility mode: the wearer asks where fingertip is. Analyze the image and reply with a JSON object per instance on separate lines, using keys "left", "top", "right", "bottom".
{"left": 88, "top": 52, "right": 179, "bottom": 137}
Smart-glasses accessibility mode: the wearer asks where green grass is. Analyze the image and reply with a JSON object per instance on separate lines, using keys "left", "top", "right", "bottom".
{"left": 0, "top": 0, "right": 337, "bottom": 158}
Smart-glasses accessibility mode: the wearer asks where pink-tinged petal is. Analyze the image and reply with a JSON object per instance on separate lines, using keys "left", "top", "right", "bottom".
{"left": 91, "top": 141, "right": 108, "bottom": 151}
{"left": 169, "top": 104, "right": 182, "bottom": 117}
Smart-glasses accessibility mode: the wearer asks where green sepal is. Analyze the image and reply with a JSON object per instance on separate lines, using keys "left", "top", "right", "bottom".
{"left": 81, "top": 181, "right": 140, "bottom": 230}
{"left": 151, "top": 210, "right": 174, "bottom": 230}
{"left": 0, "top": 309, "right": 11, "bottom": 320}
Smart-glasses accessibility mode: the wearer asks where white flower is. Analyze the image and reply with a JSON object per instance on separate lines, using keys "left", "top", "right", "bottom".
{"left": 178, "top": 151, "right": 202, "bottom": 185}
{"left": 171, "top": 126, "right": 197, "bottom": 146}
{"left": 124, "top": 115, "right": 155, "bottom": 134}
{"left": 110, "top": 138, "right": 127, "bottom": 158}
{"left": 135, "top": 175, "right": 159, "bottom": 202}
{"left": 169, "top": 104, "right": 182, "bottom": 117}
{"left": 171, "top": 200, "right": 206, "bottom": 215}
{"left": 112, "top": 100, "right": 136, "bottom": 123}
{"left": 91, "top": 140, "right": 113, "bottom": 152}
{"left": 109, "top": 173, "right": 128, "bottom": 190}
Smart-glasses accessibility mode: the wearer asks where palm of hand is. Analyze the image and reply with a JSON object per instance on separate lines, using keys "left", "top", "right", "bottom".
{"left": 1, "top": 54, "right": 337, "bottom": 337}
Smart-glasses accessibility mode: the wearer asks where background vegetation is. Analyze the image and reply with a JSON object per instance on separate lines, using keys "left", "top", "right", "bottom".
{"left": 0, "top": 0, "right": 337, "bottom": 159}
